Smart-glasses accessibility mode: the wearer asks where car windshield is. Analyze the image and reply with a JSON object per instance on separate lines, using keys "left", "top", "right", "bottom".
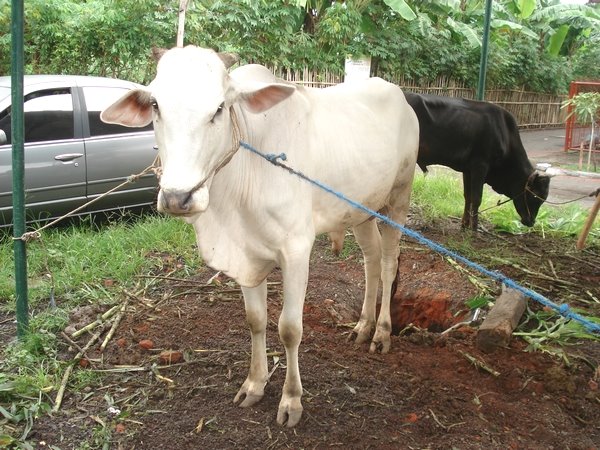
{"left": 0, "top": 86, "right": 9, "bottom": 103}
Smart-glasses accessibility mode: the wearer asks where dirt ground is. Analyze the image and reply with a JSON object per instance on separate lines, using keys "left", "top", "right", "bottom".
{"left": 19, "top": 217, "right": 600, "bottom": 449}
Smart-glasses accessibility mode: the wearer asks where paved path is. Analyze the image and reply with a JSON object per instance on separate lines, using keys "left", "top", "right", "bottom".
{"left": 520, "top": 128, "right": 599, "bottom": 209}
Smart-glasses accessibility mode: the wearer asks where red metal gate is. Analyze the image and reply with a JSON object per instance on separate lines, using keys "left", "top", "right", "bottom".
{"left": 564, "top": 80, "right": 600, "bottom": 152}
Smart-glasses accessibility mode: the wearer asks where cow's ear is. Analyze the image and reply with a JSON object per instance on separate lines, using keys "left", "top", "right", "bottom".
{"left": 533, "top": 171, "right": 551, "bottom": 187}
{"left": 238, "top": 83, "right": 296, "bottom": 114}
{"left": 152, "top": 47, "right": 168, "bottom": 62}
{"left": 101, "top": 89, "right": 154, "bottom": 127}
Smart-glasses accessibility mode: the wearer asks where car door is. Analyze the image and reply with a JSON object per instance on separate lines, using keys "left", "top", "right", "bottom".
{"left": 0, "top": 86, "right": 86, "bottom": 226}
{"left": 80, "top": 85, "right": 157, "bottom": 213}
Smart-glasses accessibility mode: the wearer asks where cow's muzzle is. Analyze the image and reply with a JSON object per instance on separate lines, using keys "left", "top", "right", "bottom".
{"left": 158, "top": 185, "right": 210, "bottom": 216}
{"left": 521, "top": 216, "right": 534, "bottom": 227}
{"left": 158, "top": 189, "right": 193, "bottom": 215}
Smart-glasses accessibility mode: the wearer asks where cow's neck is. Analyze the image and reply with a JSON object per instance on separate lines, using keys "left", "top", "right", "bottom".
{"left": 488, "top": 144, "right": 535, "bottom": 199}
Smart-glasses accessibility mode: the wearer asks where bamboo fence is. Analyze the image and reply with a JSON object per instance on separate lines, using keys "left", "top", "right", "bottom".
{"left": 268, "top": 69, "right": 567, "bottom": 129}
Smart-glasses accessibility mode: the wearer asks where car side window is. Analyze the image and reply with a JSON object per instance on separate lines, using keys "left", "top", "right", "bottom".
{"left": 84, "top": 86, "right": 153, "bottom": 137}
{"left": 0, "top": 88, "right": 74, "bottom": 145}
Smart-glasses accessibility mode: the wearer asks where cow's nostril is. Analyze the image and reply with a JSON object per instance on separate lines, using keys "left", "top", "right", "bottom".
{"left": 161, "top": 189, "right": 193, "bottom": 213}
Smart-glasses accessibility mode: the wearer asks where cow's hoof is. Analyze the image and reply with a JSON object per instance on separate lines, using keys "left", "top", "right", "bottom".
{"left": 277, "top": 396, "right": 303, "bottom": 427}
{"left": 233, "top": 379, "right": 265, "bottom": 407}
{"left": 369, "top": 339, "right": 390, "bottom": 354}
{"left": 369, "top": 330, "right": 391, "bottom": 354}
{"left": 349, "top": 320, "right": 374, "bottom": 345}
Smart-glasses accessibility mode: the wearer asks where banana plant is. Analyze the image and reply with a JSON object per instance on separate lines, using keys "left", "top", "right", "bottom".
{"left": 529, "top": 2, "right": 600, "bottom": 56}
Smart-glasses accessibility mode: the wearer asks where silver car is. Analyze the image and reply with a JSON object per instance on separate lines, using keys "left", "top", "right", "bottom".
{"left": 0, "top": 75, "right": 158, "bottom": 227}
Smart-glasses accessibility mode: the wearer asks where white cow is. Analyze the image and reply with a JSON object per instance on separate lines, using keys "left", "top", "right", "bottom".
{"left": 101, "top": 46, "right": 419, "bottom": 427}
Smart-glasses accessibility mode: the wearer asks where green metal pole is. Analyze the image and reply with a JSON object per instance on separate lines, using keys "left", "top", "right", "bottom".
{"left": 477, "top": 0, "right": 493, "bottom": 101}
{"left": 11, "top": 0, "right": 28, "bottom": 338}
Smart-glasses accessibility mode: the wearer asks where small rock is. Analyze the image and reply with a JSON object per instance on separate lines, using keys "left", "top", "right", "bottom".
{"left": 138, "top": 339, "right": 154, "bottom": 350}
{"left": 403, "top": 413, "right": 418, "bottom": 423}
{"left": 115, "top": 423, "right": 126, "bottom": 433}
{"left": 116, "top": 338, "right": 127, "bottom": 348}
{"left": 159, "top": 350, "right": 183, "bottom": 365}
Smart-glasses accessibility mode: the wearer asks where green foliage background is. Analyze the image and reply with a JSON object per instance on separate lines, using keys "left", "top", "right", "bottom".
{"left": 0, "top": 0, "right": 598, "bottom": 93}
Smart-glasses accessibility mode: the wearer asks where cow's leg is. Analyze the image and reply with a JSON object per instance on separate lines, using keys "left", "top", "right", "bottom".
{"left": 466, "top": 170, "right": 486, "bottom": 231}
{"left": 234, "top": 280, "right": 268, "bottom": 407}
{"left": 277, "top": 239, "right": 312, "bottom": 427}
{"left": 370, "top": 224, "right": 401, "bottom": 353}
{"left": 350, "top": 220, "right": 382, "bottom": 345}
{"left": 371, "top": 182, "right": 411, "bottom": 353}
{"left": 462, "top": 171, "right": 473, "bottom": 229}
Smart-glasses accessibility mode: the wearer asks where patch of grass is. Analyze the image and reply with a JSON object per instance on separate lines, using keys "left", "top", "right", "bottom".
{"left": 411, "top": 169, "right": 598, "bottom": 245}
{"left": 485, "top": 201, "right": 598, "bottom": 241}
{"left": 515, "top": 307, "right": 600, "bottom": 365}
{"left": 1, "top": 214, "right": 202, "bottom": 445}
{"left": 559, "top": 162, "right": 599, "bottom": 173}
{"left": 411, "top": 170, "right": 464, "bottom": 221}
{"left": 0, "top": 312, "right": 63, "bottom": 446}
{"left": 0, "top": 215, "right": 200, "bottom": 310}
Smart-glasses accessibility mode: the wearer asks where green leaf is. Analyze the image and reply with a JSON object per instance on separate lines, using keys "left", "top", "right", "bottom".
{"left": 547, "top": 24, "right": 569, "bottom": 56}
{"left": 0, "top": 435, "right": 15, "bottom": 447}
{"left": 491, "top": 19, "right": 538, "bottom": 40}
{"left": 447, "top": 17, "right": 481, "bottom": 48}
{"left": 465, "top": 296, "right": 493, "bottom": 310}
{"left": 0, "top": 405, "right": 16, "bottom": 421}
{"left": 0, "top": 381, "right": 18, "bottom": 392}
{"left": 517, "top": 0, "right": 536, "bottom": 20}
{"left": 383, "top": 0, "right": 416, "bottom": 21}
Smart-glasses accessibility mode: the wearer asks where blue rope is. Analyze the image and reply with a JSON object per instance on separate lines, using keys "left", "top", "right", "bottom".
{"left": 240, "top": 141, "right": 600, "bottom": 334}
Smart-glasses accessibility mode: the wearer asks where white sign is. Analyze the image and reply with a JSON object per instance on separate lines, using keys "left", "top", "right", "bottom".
{"left": 344, "top": 56, "right": 371, "bottom": 83}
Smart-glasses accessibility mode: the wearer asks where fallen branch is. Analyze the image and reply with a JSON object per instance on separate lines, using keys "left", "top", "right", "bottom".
{"left": 71, "top": 304, "right": 121, "bottom": 339}
{"left": 151, "top": 364, "right": 175, "bottom": 385}
{"left": 481, "top": 229, "right": 542, "bottom": 257}
{"left": 429, "top": 409, "right": 465, "bottom": 431}
{"left": 566, "top": 255, "right": 600, "bottom": 271}
{"left": 459, "top": 350, "right": 500, "bottom": 377}
{"left": 134, "top": 274, "right": 214, "bottom": 284}
{"left": 445, "top": 257, "right": 491, "bottom": 293}
{"left": 60, "top": 332, "right": 86, "bottom": 356}
{"left": 92, "top": 365, "right": 148, "bottom": 373}
{"left": 100, "top": 300, "right": 129, "bottom": 352}
{"left": 53, "top": 327, "right": 104, "bottom": 412}
{"left": 488, "top": 256, "right": 579, "bottom": 288}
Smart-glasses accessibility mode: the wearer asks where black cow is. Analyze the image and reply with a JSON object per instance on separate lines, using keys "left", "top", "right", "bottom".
{"left": 405, "top": 92, "right": 551, "bottom": 230}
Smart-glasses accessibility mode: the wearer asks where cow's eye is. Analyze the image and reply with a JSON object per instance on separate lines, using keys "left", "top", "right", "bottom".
{"left": 211, "top": 102, "right": 225, "bottom": 123}
{"left": 150, "top": 98, "right": 159, "bottom": 112}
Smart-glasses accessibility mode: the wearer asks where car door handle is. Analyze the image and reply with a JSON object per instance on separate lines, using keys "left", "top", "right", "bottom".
{"left": 54, "top": 153, "right": 84, "bottom": 162}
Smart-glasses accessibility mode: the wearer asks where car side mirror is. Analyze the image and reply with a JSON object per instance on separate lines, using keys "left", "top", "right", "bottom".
{"left": 0, "top": 129, "right": 6, "bottom": 145}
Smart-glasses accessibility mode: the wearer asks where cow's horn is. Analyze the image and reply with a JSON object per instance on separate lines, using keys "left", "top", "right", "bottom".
{"left": 218, "top": 52, "right": 240, "bottom": 69}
